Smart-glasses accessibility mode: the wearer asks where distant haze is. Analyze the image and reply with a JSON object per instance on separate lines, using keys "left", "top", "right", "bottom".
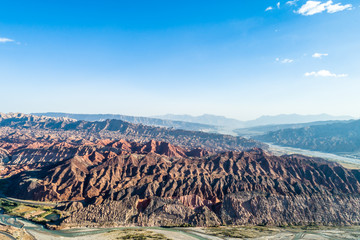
{"left": 33, "top": 112, "right": 355, "bottom": 129}
{"left": 154, "top": 113, "right": 354, "bottom": 128}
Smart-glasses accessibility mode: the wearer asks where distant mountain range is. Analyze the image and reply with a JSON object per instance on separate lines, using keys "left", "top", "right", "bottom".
{"left": 256, "top": 119, "right": 360, "bottom": 155}
{"left": 1, "top": 113, "right": 264, "bottom": 152}
{"left": 234, "top": 120, "right": 350, "bottom": 137}
{"left": 244, "top": 114, "right": 353, "bottom": 127}
{"left": 153, "top": 114, "right": 244, "bottom": 128}
{"left": 154, "top": 113, "right": 354, "bottom": 128}
{"left": 33, "top": 113, "right": 354, "bottom": 133}
{"left": 32, "top": 112, "right": 218, "bottom": 132}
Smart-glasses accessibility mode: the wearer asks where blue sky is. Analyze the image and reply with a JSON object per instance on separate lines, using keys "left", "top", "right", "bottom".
{"left": 0, "top": 0, "right": 359, "bottom": 120}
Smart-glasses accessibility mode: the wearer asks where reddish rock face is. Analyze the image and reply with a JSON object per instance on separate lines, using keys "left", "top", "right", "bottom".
{"left": 7, "top": 146, "right": 360, "bottom": 204}
{"left": 178, "top": 195, "right": 219, "bottom": 209}
{"left": 0, "top": 136, "right": 206, "bottom": 169}
{"left": 8, "top": 145, "right": 360, "bottom": 227}
{"left": 2, "top": 113, "right": 360, "bottom": 226}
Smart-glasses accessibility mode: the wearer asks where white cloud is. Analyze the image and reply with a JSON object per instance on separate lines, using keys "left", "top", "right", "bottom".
{"left": 327, "top": 2, "right": 353, "bottom": 13}
{"left": 287, "top": 0, "right": 299, "bottom": 6}
{"left": 0, "top": 38, "right": 14, "bottom": 43}
{"left": 282, "top": 58, "right": 294, "bottom": 63}
{"left": 305, "top": 70, "right": 348, "bottom": 77}
{"left": 298, "top": 1, "right": 329, "bottom": 15}
{"left": 266, "top": 3, "right": 281, "bottom": 12}
{"left": 276, "top": 58, "right": 294, "bottom": 63}
{"left": 312, "top": 53, "right": 329, "bottom": 58}
{"left": 297, "top": 1, "right": 352, "bottom": 16}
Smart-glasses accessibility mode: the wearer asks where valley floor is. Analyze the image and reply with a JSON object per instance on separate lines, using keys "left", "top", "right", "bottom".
{"left": 2, "top": 213, "right": 360, "bottom": 240}
{"left": 266, "top": 142, "right": 360, "bottom": 169}
{"left": 21, "top": 225, "right": 360, "bottom": 240}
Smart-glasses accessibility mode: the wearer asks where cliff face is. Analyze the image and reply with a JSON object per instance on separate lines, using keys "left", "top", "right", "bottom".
{"left": 221, "top": 192, "right": 360, "bottom": 225}
{"left": 60, "top": 192, "right": 360, "bottom": 228}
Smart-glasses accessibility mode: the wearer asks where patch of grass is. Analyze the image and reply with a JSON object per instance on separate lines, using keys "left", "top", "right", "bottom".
{"left": 206, "top": 226, "right": 279, "bottom": 238}
{"left": 286, "top": 223, "right": 333, "bottom": 231}
{"left": 113, "top": 229, "right": 170, "bottom": 240}
{"left": 162, "top": 223, "right": 193, "bottom": 228}
{"left": 0, "top": 199, "right": 19, "bottom": 213}
{"left": 0, "top": 198, "right": 61, "bottom": 224}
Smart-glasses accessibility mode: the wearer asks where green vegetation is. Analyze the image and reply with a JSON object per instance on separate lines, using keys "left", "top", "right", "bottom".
{"left": 162, "top": 223, "right": 193, "bottom": 228}
{"left": 206, "top": 226, "right": 280, "bottom": 238}
{"left": 0, "top": 199, "right": 19, "bottom": 213}
{"left": 0, "top": 198, "right": 61, "bottom": 224}
{"left": 114, "top": 229, "right": 170, "bottom": 240}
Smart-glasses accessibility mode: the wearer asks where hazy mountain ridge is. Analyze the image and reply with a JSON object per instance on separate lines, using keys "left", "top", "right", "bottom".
{"left": 0, "top": 112, "right": 265, "bottom": 152}
{"left": 154, "top": 114, "right": 244, "bottom": 128}
{"left": 247, "top": 114, "right": 353, "bottom": 126}
{"left": 234, "top": 120, "right": 351, "bottom": 137}
{"left": 32, "top": 112, "right": 219, "bottom": 132}
{"left": 155, "top": 113, "right": 353, "bottom": 128}
{"left": 256, "top": 119, "right": 360, "bottom": 154}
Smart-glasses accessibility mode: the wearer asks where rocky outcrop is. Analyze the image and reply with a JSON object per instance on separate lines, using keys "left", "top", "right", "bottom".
{"left": 61, "top": 191, "right": 360, "bottom": 227}
{"left": 61, "top": 196, "right": 222, "bottom": 228}
{"left": 221, "top": 192, "right": 360, "bottom": 226}
{"left": 62, "top": 197, "right": 139, "bottom": 227}
{"left": 0, "top": 148, "right": 9, "bottom": 164}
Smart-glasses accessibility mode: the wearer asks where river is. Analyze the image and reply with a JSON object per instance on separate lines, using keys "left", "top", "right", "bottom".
{"left": 0, "top": 212, "right": 213, "bottom": 240}
{"left": 3, "top": 205, "right": 360, "bottom": 239}
{"left": 266, "top": 142, "right": 360, "bottom": 168}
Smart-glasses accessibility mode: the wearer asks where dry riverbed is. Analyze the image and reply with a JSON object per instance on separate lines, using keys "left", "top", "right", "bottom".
{"left": 21, "top": 225, "right": 360, "bottom": 240}
{"left": 2, "top": 198, "right": 360, "bottom": 239}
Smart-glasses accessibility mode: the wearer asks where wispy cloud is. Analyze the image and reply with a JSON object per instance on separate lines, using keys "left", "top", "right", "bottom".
{"left": 276, "top": 58, "right": 294, "bottom": 64}
{"left": 312, "top": 53, "right": 329, "bottom": 58}
{"left": 305, "top": 70, "right": 348, "bottom": 77}
{"left": 326, "top": 1, "right": 353, "bottom": 13}
{"left": 297, "top": 1, "right": 352, "bottom": 16}
{"left": 287, "top": 0, "right": 299, "bottom": 6}
{"left": 266, "top": 2, "right": 281, "bottom": 12}
{"left": 0, "top": 38, "right": 14, "bottom": 43}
